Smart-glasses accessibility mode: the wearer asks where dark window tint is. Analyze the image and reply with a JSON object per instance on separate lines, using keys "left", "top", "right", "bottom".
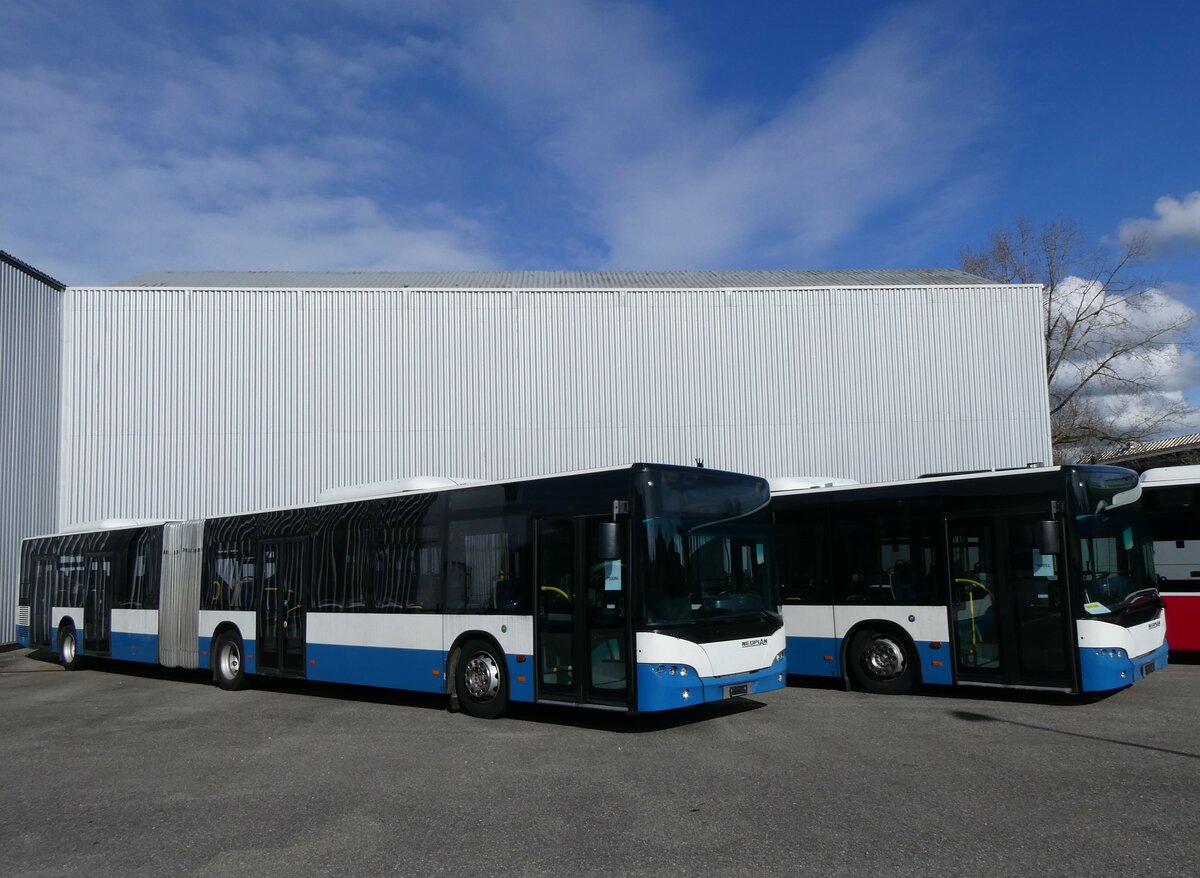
{"left": 831, "top": 506, "right": 942, "bottom": 605}
{"left": 777, "top": 514, "right": 829, "bottom": 604}
{"left": 312, "top": 504, "right": 374, "bottom": 612}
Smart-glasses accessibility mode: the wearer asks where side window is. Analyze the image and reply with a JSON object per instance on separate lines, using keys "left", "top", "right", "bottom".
{"left": 206, "top": 544, "right": 256, "bottom": 611}
{"left": 120, "top": 530, "right": 161, "bottom": 610}
{"left": 832, "top": 506, "right": 941, "bottom": 605}
{"left": 445, "top": 514, "right": 530, "bottom": 615}
{"left": 777, "top": 514, "right": 829, "bottom": 604}
{"left": 313, "top": 504, "right": 374, "bottom": 612}
{"left": 378, "top": 493, "right": 446, "bottom": 613}
{"left": 56, "top": 553, "right": 86, "bottom": 607}
{"left": 447, "top": 521, "right": 508, "bottom": 612}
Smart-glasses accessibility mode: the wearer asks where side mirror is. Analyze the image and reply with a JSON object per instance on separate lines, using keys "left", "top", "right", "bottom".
{"left": 598, "top": 521, "right": 624, "bottom": 561}
{"left": 1034, "top": 520, "right": 1061, "bottom": 556}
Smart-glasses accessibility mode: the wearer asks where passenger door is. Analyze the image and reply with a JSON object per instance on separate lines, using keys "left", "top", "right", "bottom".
{"left": 257, "top": 538, "right": 308, "bottom": 677}
{"left": 947, "top": 514, "right": 1071, "bottom": 688}
{"left": 535, "top": 517, "right": 631, "bottom": 707}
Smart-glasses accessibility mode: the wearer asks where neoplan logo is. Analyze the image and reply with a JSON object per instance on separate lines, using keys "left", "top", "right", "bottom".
{"left": 741, "top": 638, "right": 768, "bottom": 648}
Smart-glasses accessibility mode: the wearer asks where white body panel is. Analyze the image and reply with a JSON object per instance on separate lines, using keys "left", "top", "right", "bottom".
{"left": 52, "top": 606, "right": 85, "bottom": 632}
{"left": 442, "top": 614, "right": 535, "bottom": 656}
{"left": 1077, "top": 616, "right": 1166, "bottom": 658}
{"left": 304, "top": 613, "right": 535, "bottom": 655}
{"left": 111, "top": 608, "right": 158, "bottom": 636}
{"left": 781, "top": 604, "right": 834, "bottom": 637}
{"left": 636, "top": 628, "right": 785, "bottom": 677}
{"left": 198, "top": 610, "right": 256, "bottom": 643}
{"left": 835, "top": 605, "right": 949, "bottom": 642}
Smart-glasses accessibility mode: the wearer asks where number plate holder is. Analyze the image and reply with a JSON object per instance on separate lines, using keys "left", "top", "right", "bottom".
{"left": 725, "top": 683, "right": 749, "bottom": 698}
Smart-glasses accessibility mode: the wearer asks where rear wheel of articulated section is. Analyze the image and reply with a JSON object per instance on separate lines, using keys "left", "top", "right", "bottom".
{"left": 848, "top": 628, "right": 914, "bottom": 695}
{"left": 456, "top": 639, "right": 508, "bottom": 719}
{"left": 58, "top": 625, "right": 83, "bottom": 671}
{"left": 213, "top": 631, "right": 247, "bottom": 691}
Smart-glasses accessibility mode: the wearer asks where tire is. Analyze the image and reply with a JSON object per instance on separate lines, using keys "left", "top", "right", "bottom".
{"left": 58, "top": 625, "right": 83, "bottom": 671}
{"left": 456, "top": 639, "right": 508, "bottom": 719}
{"left": 848, "top": 628, "right": 914, "bottom": 695}
{"left": 213, "top": 631, "right": 247, "bottom": 691}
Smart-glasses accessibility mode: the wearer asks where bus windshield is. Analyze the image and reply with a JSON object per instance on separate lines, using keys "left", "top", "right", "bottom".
{"left": 636, "top": 468, "right": 778, "bottom": 628}
{"left": 1072, "top": 470, "right": 1157, "bottom": 614}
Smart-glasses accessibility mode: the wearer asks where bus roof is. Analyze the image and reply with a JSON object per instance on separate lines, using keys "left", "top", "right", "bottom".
{"left": 1140, "top": 465, "right": 1200, "bottom": 487}
{"left": 769, "top": 465, "right": 1068, "bottom": 498}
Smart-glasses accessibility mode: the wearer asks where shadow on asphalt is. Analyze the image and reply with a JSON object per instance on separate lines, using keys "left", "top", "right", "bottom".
{"left": 788, "top": 672, "right": 1115, "bottom": 706}
{"left": 12, "top": 647, "right": 768, "bottom": 731}
{"left": 947, "top": 708, "right": 1200, "bottom": 760}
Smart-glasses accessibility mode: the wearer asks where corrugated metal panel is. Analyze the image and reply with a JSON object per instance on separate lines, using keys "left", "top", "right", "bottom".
{"left": 0, "top": 257, "right": 62, "bottom": 643}
{"left": 116, "top": 268, "right": 992, "bottom": 290}
{"left": 57, "top": 283, "right": 1052, "bottom": 526}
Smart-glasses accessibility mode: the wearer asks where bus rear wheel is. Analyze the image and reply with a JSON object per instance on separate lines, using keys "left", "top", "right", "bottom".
{"left": 58, "top": 625, "right": 83, "bottom": 671}
{"left": 456, "top": 639, "right": 507, "bottom": 719}
{"left": 213, "top": 631, "right": 247, "bottom": 691}
{"left": 848, "top": 628, "right": 914, "bottom": 695}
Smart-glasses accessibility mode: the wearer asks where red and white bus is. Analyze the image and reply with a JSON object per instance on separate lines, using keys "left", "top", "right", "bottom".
{"left": 1140, "top": 465, "right": 1200, "bottom": 653}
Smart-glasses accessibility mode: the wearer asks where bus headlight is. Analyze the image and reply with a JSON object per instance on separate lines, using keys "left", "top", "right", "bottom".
{"left": 774, "top": 651, "right": 786, "bottom": 664}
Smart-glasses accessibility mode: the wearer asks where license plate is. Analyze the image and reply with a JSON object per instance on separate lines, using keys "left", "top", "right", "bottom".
{"left": 1142, "top": 662, "right": 1157, "bottom": 677}
{"left": 726, "top": 683, "right": 749, "bottom": 698}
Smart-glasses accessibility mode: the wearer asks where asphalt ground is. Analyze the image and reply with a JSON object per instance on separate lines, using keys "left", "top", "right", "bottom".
{"left": 1, "top": 647, "right": 1197, "bottom": 878}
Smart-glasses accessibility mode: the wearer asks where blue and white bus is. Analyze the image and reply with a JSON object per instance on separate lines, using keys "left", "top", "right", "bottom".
{"left": 17, "top": 464, "right": 786, "bottom": 718}
{"left": 771, "top": 465, "right": 1168, "bottom": 695}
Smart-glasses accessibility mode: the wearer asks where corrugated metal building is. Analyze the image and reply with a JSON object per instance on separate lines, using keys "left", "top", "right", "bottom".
{"left": 2, "top": 252, "right": 64, "bottom": 645}
{"left": 5, "top": 265, "right": 1053, "bottom": 643}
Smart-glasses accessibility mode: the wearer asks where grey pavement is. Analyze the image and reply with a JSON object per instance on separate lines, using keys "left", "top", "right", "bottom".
{"left": 1, "top": 647, "right": 1197, "bottom": 877}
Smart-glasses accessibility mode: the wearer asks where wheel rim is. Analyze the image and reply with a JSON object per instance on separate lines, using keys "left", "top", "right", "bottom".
{"left": 463, "top": 651, "right": 501, "bottom": 701}
{"left": 61, "top": 631, "right": 76, "bottom": 665}
{"left": 861, "top": 636, "right": 905, "bottom": 680}
{"left": 219, "top": 641, "right": 241, "bottom": 679}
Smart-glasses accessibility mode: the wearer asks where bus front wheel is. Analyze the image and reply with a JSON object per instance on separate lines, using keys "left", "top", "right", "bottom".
{"left": 456, "top": 639, "right": 508, "bottom": 719}
{"left": 58, "top": 625, "right": 83, "bottom": 671}
{"left": 213, "top": 631, "right": 247, "bottom": 691}
{"left": 848, "top": 629, "right": 914, "bottom": 695}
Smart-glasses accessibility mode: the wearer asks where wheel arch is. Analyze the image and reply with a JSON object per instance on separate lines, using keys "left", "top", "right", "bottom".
{"left": 840, "top": 619, "right": 923, "bottom": 688}
{"left": 208, "top": 621, "right": 245, "bottom": 674}
{"left": 445, "top": 630, "right": 506, "bottom": 711}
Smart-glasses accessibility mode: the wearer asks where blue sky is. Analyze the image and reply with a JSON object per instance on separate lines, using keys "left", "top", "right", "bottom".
{"left": 3, "top": 3, "right": 1199, "bottom": 381}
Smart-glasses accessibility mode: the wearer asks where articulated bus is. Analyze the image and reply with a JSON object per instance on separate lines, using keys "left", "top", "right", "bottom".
{"left": 771, "top": 465, "right": 1169, "bottom": 695}
{"left": 17, "top": 464, "right": 786, "bottom": 718}
{"left": 1139, "top": 465, "right": 1200, "bottom": 653}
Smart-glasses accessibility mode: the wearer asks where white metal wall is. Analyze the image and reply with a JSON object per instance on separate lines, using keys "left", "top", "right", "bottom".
{"left": 1, "top": 261, "right": 61, "bottom": 643}
{"left": 57, "top": 283, "right": 1052, "bottom": 527}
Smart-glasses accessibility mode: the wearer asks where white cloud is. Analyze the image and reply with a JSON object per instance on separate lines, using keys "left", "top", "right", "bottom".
{"left": 0, "top": 1, "right": 997, "bottom": 281}
{"left": 447, "top": 2, "right": 996, "bottom": 268}
{"left": 0, "top": 25, "right": 495, "bottom": 284}
{"left": 1118, "top": 191, "right": 1200, "bottom": 256}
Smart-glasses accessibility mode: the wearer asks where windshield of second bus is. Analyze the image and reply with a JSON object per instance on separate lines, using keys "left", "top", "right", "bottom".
{"left": 1072, "top": 470, "right": 1157, "bottom": 613}
{"left": 636, "top": 468, "right": 778, "bottom": 629}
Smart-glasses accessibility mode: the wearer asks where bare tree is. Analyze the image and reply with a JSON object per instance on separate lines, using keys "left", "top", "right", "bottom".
{"left": 960, "top": 217, "right": 1194, "bottom": 462}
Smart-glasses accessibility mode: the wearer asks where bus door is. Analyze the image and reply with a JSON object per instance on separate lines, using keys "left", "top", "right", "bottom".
{"left": 30, "top": 555, "right": 56, "bottom": 646}
{"left": 257, "top": 538, "right": 308, "bottom": 677}
{"left": 535, "top": 517, "right": 631, "bottom": 708}
{"left": 947, "top": 514, "right": 1072, "bottom": 688}
{"left": 84, "top": 553, "right": 113, "bottom": 654}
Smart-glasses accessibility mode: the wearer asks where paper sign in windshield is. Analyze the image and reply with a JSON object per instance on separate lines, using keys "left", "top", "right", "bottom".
{"left": 1083, "top": 601, "right": 1110, "bottom": 615}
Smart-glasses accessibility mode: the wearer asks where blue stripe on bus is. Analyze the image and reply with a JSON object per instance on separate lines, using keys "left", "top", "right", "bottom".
{"left": 305, "top": 643, "right": 448, "bottom": 694}
{"left": 111, "top": 631, "right": 159, "bottom": 664}
{"left": 787, "top": 634, "right": 954, "bottom": 686}
{"left": 785, "top": 635, "right": 841, "bottom": 678}
{"left": 1078, "top": 640, "right": 1170, "bottom": 692}
{"left": 16, "top": 625, "right": 30, "bottom": 648}
{"left": 635, "top": 657, "right": 787, "bottom": 713}
{"left": 505, "top": 655, "right": 535, "bottom": 703}
{"left": 914, "top": 641, "right": 954, "bottom": 685}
